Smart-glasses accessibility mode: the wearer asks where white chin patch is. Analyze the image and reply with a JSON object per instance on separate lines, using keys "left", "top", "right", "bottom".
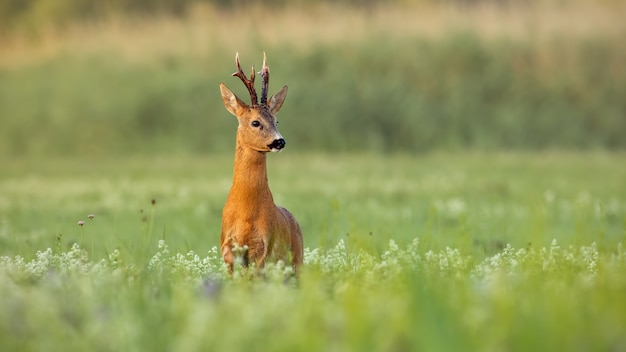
{"left": 269, "top": 148, "right": 282, "bottom": 153}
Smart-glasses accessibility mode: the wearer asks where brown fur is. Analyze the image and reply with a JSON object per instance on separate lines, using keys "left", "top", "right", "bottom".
{"left": 218, "top": 54, "right": 303, "bottom": 273}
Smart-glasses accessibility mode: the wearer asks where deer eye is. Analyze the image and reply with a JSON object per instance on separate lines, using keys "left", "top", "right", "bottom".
{"left": 251, "top": 120, "right": 261, "bottom": 128}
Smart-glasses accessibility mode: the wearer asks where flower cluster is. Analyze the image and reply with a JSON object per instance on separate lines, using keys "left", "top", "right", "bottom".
{"left": 1, "top": 238, "right": 622, "bottom": 290}
{"left": 304, "top": 238, "right": 472, "bottom": 283}
{"left": 470, "top": 239, "right": 603, "bottom": 285}
{"left": 147, "top": 240, "right": 225, "bottom": 283}
{"left": 0, "top": 243, "right": 123, "bottom": 284}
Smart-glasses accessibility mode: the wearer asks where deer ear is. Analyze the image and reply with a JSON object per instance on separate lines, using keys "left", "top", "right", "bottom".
{"left": 220, "top": 83, "right": 248, "bottom": 117}
{"left": 268, "top": 85, "right": 288, "bottom": 114}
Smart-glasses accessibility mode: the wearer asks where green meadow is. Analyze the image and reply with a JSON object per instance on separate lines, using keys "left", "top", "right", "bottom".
{"left": 1, "top": 153, "right": 625, "bottom": 351}
{"left": 1, "top": 1, "right": 626, "bottom": 351}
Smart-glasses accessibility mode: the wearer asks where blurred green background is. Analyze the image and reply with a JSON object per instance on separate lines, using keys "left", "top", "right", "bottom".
{"left": 0, "top": 0, "right": 624, "bottom": 157}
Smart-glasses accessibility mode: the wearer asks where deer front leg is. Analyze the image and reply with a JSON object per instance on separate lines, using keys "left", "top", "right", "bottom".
{"left": 222, "top": 236, "right": 253, "bottom": 273}
{"left": 221, "top": 242, "right": 235, "bottom": 273}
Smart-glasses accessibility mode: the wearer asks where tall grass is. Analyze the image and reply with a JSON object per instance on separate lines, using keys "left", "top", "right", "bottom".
{"left": 0, "top": 153, "right": 624, "bottom": 351}
{"left": 1, "top": 238, "right": 624, "bottom": 351}
{"left": 1, "top": 28, "right": 624, "bottom": 156}
{"left": 1, "top": 153, "right": 624, "bottom": 258}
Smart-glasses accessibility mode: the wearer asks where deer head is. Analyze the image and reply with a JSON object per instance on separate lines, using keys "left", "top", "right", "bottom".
{"left": 220, "top": 53, "right": 289, "bottom": 153}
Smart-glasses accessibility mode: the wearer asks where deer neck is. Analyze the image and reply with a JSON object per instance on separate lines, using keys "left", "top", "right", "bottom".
{"left": 227, "top": 142, "right": 274, "bottom": 208}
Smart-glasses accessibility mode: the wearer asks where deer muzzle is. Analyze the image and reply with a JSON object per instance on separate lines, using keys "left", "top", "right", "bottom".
{"left": 268, "top": 138, "right": 286, "bottom": 152}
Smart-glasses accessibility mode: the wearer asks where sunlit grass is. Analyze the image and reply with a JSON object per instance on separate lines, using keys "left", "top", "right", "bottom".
{"left": 1, "top": 153, "right": 624, "bottom": 255}
{"left": 0, "top": 153, "right": 624, "bottom": 350}
{"left": 1, "top": 234, "right": 624, "bottom": 350}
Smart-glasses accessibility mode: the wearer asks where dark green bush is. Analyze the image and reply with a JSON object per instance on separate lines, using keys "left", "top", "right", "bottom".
{"left": 1, "top": 33, "right": 624, "bottom": 156}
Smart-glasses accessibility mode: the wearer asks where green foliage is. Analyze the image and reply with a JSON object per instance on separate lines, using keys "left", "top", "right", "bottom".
{"left": 1, "top": 32, "right": 625, "bottom": 156}
{"left": 0, "top": 236, "right": 625, "bottom": 350}
{"left": 0, "top": 153, "right": 624, "bottom": 350}
{"left": 1, "top": 153, "right": 624, "bottom": 255}
{"left": 283, "top": 33, "right": 626, "bottom": 152}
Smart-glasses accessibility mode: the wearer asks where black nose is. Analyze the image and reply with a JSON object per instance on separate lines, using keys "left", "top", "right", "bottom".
{"left": 268, "top": 138, "right": 286, "bottom": 150}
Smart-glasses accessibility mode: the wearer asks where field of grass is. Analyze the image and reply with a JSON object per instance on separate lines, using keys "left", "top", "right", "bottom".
{"left": 1, "top": 153, "right": 625, "bottom": 350}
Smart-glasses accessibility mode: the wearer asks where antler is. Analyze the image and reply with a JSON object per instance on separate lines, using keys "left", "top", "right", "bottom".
{"left": 259, "top": 52, "right": 270, "bottom": 105}
{"left": 232, "top": 52, "right": 258, "bottom": 105}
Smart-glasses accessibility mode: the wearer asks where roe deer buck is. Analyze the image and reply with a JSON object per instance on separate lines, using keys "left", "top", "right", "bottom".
{"left": 219, "top": 52, "right": 303, "bottom": 273}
